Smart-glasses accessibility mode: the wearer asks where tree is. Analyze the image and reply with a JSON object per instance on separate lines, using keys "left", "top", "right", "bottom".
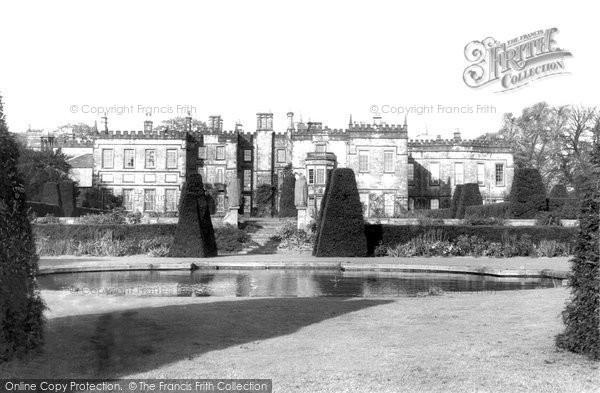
{"left": 509, "top": 168, "right": 546, "bottom": 218}
{"left": 313, "top": 168, "right": 367, "bottom": 257}
{"left": 154, "top": 117, "right": 207, "bottom": 132}
{"left": 168, "top": 174, "right": 217, "bottom": 257}
{"left": 17, "top": 147, "right": 72, "bottom": 202}
{"left": 0, "top": 93, "right": 45, "bottom": 361}
{"left": 556, "top": 141, "right": 600, "bottom": 360}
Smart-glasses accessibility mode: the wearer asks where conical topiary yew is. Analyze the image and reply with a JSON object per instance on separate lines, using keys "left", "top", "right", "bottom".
{"left": 168, "top": 174, "right": 218, "bottom": 257}
{"left": 313, "top": 168, "right": 367, "bottom": 257}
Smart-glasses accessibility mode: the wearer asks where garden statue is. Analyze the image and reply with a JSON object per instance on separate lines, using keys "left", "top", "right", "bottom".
{"left": 294, "top": 174, "right": 308, "bottom": 208}
{"left": 223, "top": 177, "right": 241, "bottom": 226}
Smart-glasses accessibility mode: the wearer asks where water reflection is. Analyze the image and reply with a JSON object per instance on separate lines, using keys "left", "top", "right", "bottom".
{"left": 37, "top": 269, "right": 560, "bottom": 298}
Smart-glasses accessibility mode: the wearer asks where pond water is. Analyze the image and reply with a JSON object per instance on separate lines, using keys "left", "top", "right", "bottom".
{"left": 37, "top": 269, "right": 561, "bottom": 298}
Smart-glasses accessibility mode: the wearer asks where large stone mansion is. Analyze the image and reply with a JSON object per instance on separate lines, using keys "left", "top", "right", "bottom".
{"left": 31, "top": 112, "right": 514, "bottom": 217}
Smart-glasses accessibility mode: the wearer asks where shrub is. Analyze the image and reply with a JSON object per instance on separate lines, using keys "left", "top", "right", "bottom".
{"left": 273, "top": 220, "right": 314, "bottom": 252}
{"left": 26, "top": 201, "right": 62, "bottom": 218}
{"left": 0, "top": 99, "right": 45, "bottom": 361}
{"left": 556, "top": 144, "right": 600, "bottom": 360}
{"left": 168, "top": 174, "right": 218, "bottom": 257}
{"left": 313, "top": 168, "right": 367, "bottom": 257}
{"left": 41, "top": 182, "right": 61, "bottom": 207}
{"left": 465, "top": 202, "right": 510, "bottom": 219}
{"left": 509, "top": 168, "right": 546, "bottom": 218}
{"left": 463, "top": 216, "right": 505, "bottom": 226}
{"left": 279, "top": 171, "right": 297, "bottom": 218}
{"left": 456, "top": 183, "right": 483, "bottom": 219}
{"left": 214, "top": 225, "right": 251, "bottom": 253}
{"left": 451, "top": 184, "right": 463, "bottom": 218}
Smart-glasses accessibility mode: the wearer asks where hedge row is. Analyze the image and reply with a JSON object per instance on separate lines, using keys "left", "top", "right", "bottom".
{"left": 465, "top": 202, "right": 511, "bottom": 219}
{"left": 365, "top": 224, "right": 577, "bottom": 255}
{"left": 421, "top": 208, "right": 454, "bottom": 219}
{"left": 27, "top": 201, "right": 62, "bottom": 217}
{"left": 33, "top": 224, "right": 176, "bottom": 243}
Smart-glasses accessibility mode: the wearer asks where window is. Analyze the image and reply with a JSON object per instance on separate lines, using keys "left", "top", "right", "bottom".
{"left": 429, "top": 162, "right": 440, "bottom": 185}
{"left": 455, "top": 162, "right": 464, "bottom": 185}
{"left": 243, "top": 170, "right": 252, "bottom": 191}
{"left": 384, "top": 151, "right": 394, "bottom": 173}
{"left": 145, "top": 149, "right": 156, "bottom": 168}
{"left": 101, "top": 188, "right": 114, "bottom": 209}
{"left": 431, "top": 199, "right": 440, "bottom": 210}
{"left": 166, "top": 149, "right": 177, "bottom": 169}
{"left": 315, "top": 144, "right": 326, "bottom": 153}
{"left": 165, "top": 189, "right": 177, "bottom": 212}
{"left": 216, "top": 146, "right": 225, "bottom": 160}
{"left": 198, "top": 146, "right": 207, "bottom": 159}
{"left": 316, "top": 168, "right": 325, "bottom": 184}
{"left": 384, "top": 194, "right": 394, "bottom": 216}
{"left": 102, "top": 149, "right": 113, "bottom": 168}
{"left": 409, "top": 198, "right": 415, "bottom": 211}
{"left": 495, "top": 163, "right": 504, "bottom": 186}
{"left": 308, "top": 169, "right": 315, "bottom": 184}
{"left": 276, "top": 149, "right": 286, "bottom": 163}
{"left": 122, "top": 189, "right": 134, "bottom": 211}
{"left": 216, "top": 194, "right": 225, "bottom": 213}
{"left": 477, "top": 163, "right": 485, "bottom": 186}
{"left": 124, "top": 149, "right": 135, "bottom": 169}
{"left": 408, "top": 163, "right": 415, "bottom": 185}
{"left": 216, "top": 168, "right": 224, "bottom": 184}
{"left": 359, "top": 150, "right": 369, "bottom": 172}
{"left": 244, "top": 149, "right": 252, "bottom": 162}
{"left": 144, "top": 189, "right": 155, "bottom": 211}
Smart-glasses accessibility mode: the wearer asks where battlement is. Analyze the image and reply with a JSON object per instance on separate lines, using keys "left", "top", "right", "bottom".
{"left": 94, "top": 130, "right": 189, "bottom": 140}
{"left": 408, "top": 138, "right": 511, "bottom": 150}
{"left": 53, "top": 139, "right": 94, "bottom": 147}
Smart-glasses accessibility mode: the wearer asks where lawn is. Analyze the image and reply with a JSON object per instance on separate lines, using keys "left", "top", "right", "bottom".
{"left": 1, "top": 288, "right": 598, "bottom": 393}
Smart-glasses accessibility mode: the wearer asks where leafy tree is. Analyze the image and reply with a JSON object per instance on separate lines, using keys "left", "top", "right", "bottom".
{"left": 17, "top": 147, "right": 72, "bottom": 202}
{"left": 0, "top": 93, "right": 45, "bottom": 361}
{"left": 556, "top": 141, "right": 600, "bottom": 359}
{"left": 154, "top": 117, "right": 207, "bottom": 132}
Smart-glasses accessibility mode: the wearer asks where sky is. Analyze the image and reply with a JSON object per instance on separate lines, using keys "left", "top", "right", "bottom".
{"left": 1, "top": 0, "right": 598, "bottom": 139}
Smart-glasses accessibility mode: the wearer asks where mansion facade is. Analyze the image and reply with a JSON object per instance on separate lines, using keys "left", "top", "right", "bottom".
{"left": 36, "top": 113, "right": 514, "bottom": 217}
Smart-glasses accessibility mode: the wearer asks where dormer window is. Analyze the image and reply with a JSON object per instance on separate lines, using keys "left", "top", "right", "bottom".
{"left": 315, "top": 144, "right": 326, "bottom": 153}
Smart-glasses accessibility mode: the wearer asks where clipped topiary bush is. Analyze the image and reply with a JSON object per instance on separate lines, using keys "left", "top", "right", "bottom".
{"left": 509, "top": 168, "right": 546, "bottom": 218}
{"left": 41, "top": 182, "right": 61, "bottom": 207}
{"left": 58, "top": 181, "right": 76, "bottom": 217}
{"left": 168, "top": 174, "right": 217, "bottom": 257}
{"left": 313, "top": 168, "right": 367, "bottom": 257}
{"left": 456, "top": 183, "right": 483, "bottom": 219}
{"left": 279, "top": 172, "right": 297, "bottom": 218}
{"left": 0, "top": 95, "right": 45, "bottom": 361}
{"left": 451, "top": 184, "right": 464, "bottom": 218}
{"left": 556, "top": 143, "right": 600, "bottom": 360}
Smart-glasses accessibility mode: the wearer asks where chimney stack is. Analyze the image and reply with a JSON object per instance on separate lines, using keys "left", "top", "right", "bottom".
{"left": 143, "top": 113, "right": 153, "bottom": 133}
{"left": 287, "top": 112, "right": 295, "bottom": 131}
{"left": 453, "top": 128, "right": 462, "bottom": 141}
{"left": 101, "top": 116, "right": 108, "bottom": 132}
{"left": 185, "top": 113, "right": 192, "bottom": 132}
{"left": 256, "top": 113, "right": 273, "bottom": 131}
{"left": 373, "top": 115, "right": 382, "bottom": 126}
{"left": 235, "top": 121, "right": 243, "bottom": 132}
{"left": 208, "top": 115, "right": 222, "bottom": 132}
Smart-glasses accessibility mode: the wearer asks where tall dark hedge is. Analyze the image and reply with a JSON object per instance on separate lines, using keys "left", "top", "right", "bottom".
{"left": 556, "top": 143, "right": 600, "bottom": 360}
{"left": 313, "top": 168, "right": 367, "bottom": 257}
{"left": 59, "top": 181, "right": 75, "bottom": 217}
{"left": 169, "top": 174, "right": 217, "bottom": 257}
{"left": 0, "top": 94, "right": 45, "bottom": 361}
{"left": 279, "top": 173, "right": 296, "bottom": 218}
{"left": 456, "top": 183, "right": 483, "bottom": 219}
{"left": 451, "top": 184, "right": 464, "bottom": 218}
{"left": 509, "top": 168, "right": 546, "bottom": 218}
{"left": 548, "top": 184, "right": 569, "bottom": 211}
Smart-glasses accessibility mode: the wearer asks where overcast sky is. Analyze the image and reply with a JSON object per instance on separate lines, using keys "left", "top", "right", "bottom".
{"left": 1, "top": 0, "right": 597, "bottom": 139}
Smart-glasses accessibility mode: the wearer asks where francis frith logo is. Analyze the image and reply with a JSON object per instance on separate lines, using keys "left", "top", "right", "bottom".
{"left": 463, "top": 28, "right": 572, "bottom": 92}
